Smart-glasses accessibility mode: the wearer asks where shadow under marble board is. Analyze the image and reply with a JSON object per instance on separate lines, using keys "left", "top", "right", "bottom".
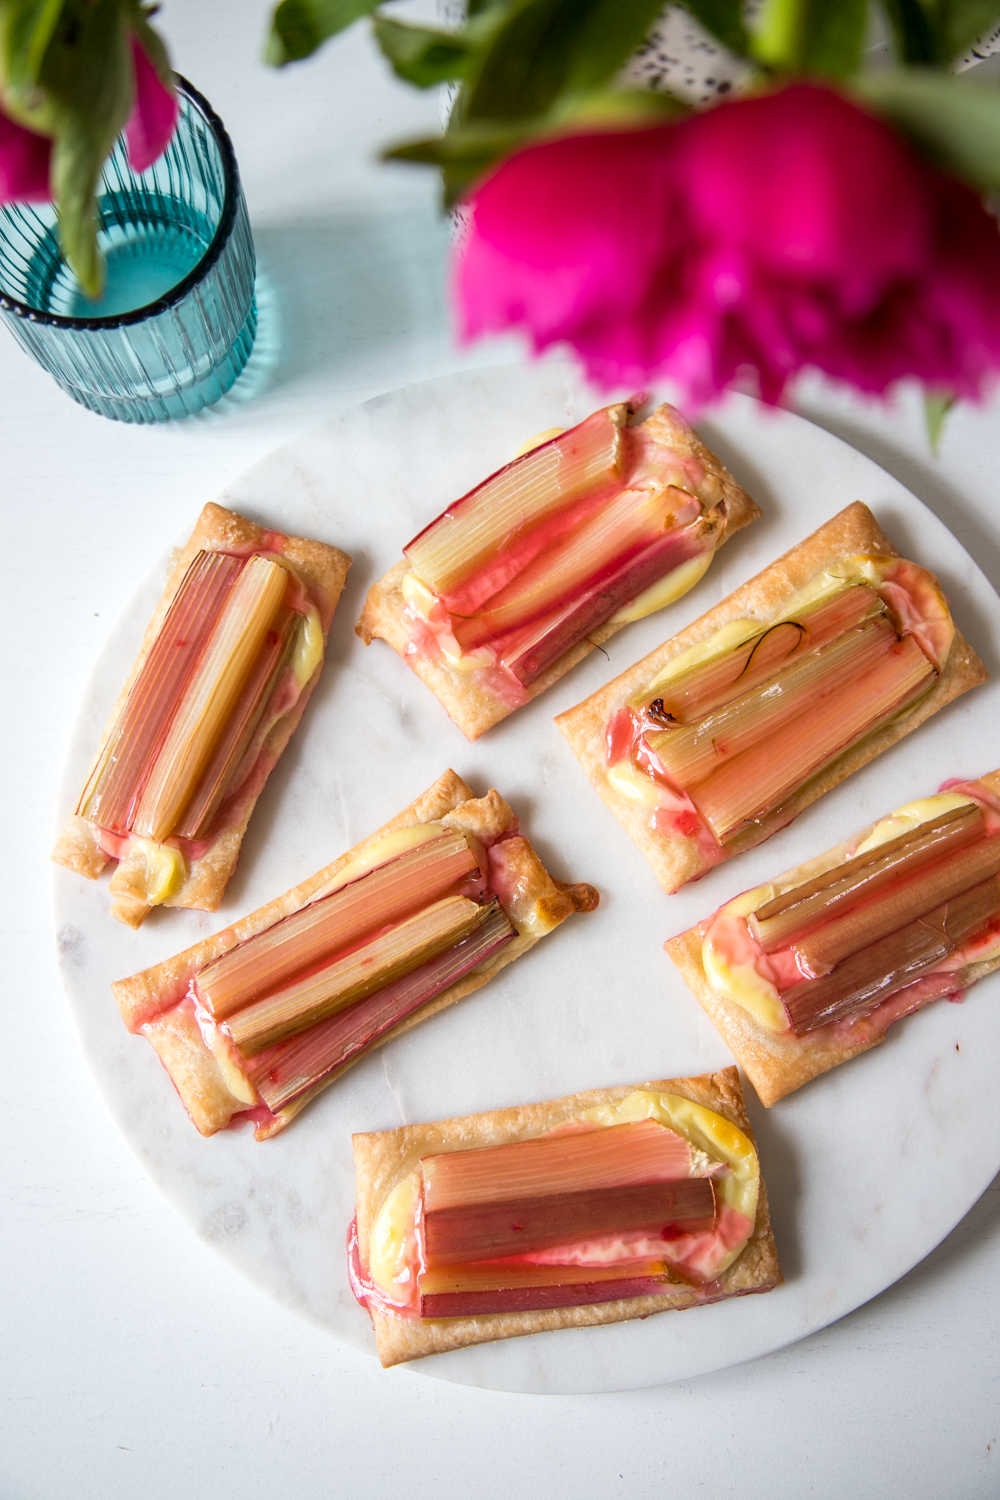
{"left": 52, "top": 362, "right": 1000, "bottom": 1394}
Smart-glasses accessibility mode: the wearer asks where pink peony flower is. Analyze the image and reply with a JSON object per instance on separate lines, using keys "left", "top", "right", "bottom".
{"left": 0, "top": 35, "right": 178, "bottom": 206}
{"left": 456, "top": 84, "right": 1000, "bottom": 406}
{"left": 0, "top": 109, "right": 51, "bottom": 202}
{"left": 125, "top": 35, "right": 178, "bottom": 175}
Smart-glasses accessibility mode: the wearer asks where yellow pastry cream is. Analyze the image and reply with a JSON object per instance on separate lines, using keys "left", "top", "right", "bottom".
{"left": 359, "top": 1091, "right": 760, "bottom": 1318}
{"left": 700, "top": 781, "right": 1000, "bottom": 1038}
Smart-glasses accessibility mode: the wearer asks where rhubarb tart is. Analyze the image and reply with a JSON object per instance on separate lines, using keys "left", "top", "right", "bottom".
{"left": 111, "top": 770, "right": 598, "bottom": 1139}
{"left": 350, "top": 1066, "right": 781, "bottom": 1366}
{"left": 356, "top": 400, "right": 760, "bottom": 740}
{"left": 556, "top": 502, "right": 987, "bottom": 894}
{"left": 52, "top": 503, "right": 351, "bottom": 928}
{"left": 666, "top": 772, "right": 1000, "bottom": 1105}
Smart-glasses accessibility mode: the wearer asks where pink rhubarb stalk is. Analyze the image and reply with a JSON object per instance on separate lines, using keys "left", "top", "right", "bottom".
{"left": 247, "top": 900, "right": 515, "bottom": 1112}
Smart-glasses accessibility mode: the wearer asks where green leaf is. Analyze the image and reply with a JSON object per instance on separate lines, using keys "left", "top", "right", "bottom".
{"left": 372, "top": 17, "right": 474, "bottom": 88}
{"left": 387, "top": 89, "right": 686, "bottom": 205}
{"left": 678, "top": 0, "right": 750, "bottom": 57}
{"left": 943, "top": 1, "right": 1000, "bottom": 59}
{"left": 0, "top": 0, "right": 66, "bottom": 90}
{"left": 854, "top": 68, "right": 1000, "bottom": 189}
{"left": 800, "top": 0, "right": 867, "bottom": 75}
{"left": 923, "top": 391, "right": 956, "bottom": 453}
{"left": 132, "top": 3, "right": 174, "bottom": 89}
{"left": 266, "top": 0, "right": 382, "bottom": 66}
{"left": 882, "top": 1, "right": 1000, "bottom": 64}
{"left": 39, "top": 0, "right": 135, "bottom": 296}
{"left": 881, "top": 0, "right": 939, "bottom": 63}
{"left": 458, "top": 0, "right": 667, "bottom": 124}
{"left": 752, "top": 0, "right": 867, "bottom": 76}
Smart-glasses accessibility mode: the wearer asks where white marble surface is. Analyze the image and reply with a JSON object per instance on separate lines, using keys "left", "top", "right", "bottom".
{"left": 6, "top": 0, "right": 1000, "bottom": 1492}
{"left": 53, "top": 365, "right": 1000, "bottom": 1394}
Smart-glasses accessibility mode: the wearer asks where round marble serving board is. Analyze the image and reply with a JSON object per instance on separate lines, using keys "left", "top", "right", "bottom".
{"left": 53, "top": 363, "right": 1000, "bottom": 1394}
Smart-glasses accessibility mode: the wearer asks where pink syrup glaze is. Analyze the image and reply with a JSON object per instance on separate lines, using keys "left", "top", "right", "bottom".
{"left": 348, "top": 1214, "right": 422, "bottom": 1321}
{"left": 875, "top": 558, "right": 954, "bottom": 672}
{"left": 938, "top": 778, "right": 1000, "bottom": 832}
{"left": 402, "top": 615, "right": 531, "bottom": 713}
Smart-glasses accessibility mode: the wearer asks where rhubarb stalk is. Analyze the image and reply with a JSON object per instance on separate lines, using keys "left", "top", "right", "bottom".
{"left": 421, "top": 1119, "right": 692, "bottom": 1210}
{"left": 649, "top": 615, "right": 902, "bottom": 791}
{"left": 782, "top": 873, "right": 1000, "bottom": 1032}
{"left": 132, "top": 555, "right": 292, "bottom": 842}
{"left": 422, "top": 1178, "right": 716, "bottom": 1266}
{"left": 494, "top": 506, "right": 725, "bottom": 688}
{"left": 77, "top": 550, "right": 244, "bottom": 833}
{"left": 689, "top": 633, "right": 936, "bottom": 842}
{"left": 248, "top": 901, "right": 515, "bottom": 1112}
{"left": 404, "top": 408, "right": 624, "bottom": 609}
{"left": 630, "top": 584, "right": 885, "bottom": 725}
{"left": 174, "top": 606, "right": 297, "bottom": 839}
{"left": 227, "top": 895, "right": 486, "bottom": 1054}
{"left": 750, "top": 803, "right": 983, "bottom": 951}
{"left": 452, "top": 486, "right": 701, "bottom": 650}
{"left": 420, "top": 1274, "right": 674, "bottom": 1318}
{"left": 197, "top": 831, "right": 480, "bottom": 1019}
{"left": 792, "top": 824, "right": 1000, "bottom": 977}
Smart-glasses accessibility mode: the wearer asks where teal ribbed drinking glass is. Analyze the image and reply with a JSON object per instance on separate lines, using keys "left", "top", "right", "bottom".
{"left": 0, "top": 77, "right": 256, "bottom": 423}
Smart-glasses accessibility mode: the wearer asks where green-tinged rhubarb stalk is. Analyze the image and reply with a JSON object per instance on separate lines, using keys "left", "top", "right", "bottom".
{"left": 783, "top": 874, "right": 1000, "bottom": 1034}
{"left": 174, "top": 605, "right": 297, "bottom": 839}
{"left": 197, "top": 831, "right": 480, "bottom": 1019}
{"left": 629, "top": 584, "right": 885, "bottom": 724}
{"left": 418, "top": 1259, "right": 671, "bottom": 1297}
{"left": 690, "top": 634, "right": 936, "bottom": 842}
{"left": 421, "top": 1118, "right": 692, "bottom": 1210}
{"left": 751, "top": 803, "right": 983, "bottom": 952}
{"left": 422, "top": 1177, "right": 717, "bottom": 1266}
{"left": 792, "top": 823, "right": 1000, "bottom": 977}
{"left": 248, "top": 900, "right": 515, "bottom": 1113}
{"left": 77, "top": 551, "right": 244, "bottom": 833}
{"left": 132, "top": 556, "right": 292, "bottom": 843}
{"left": 227, "top": 895, "right": 486, "bottom": 1054}
{"left": 649, "top": 615, "right": 901, "bottom": 790}
{"left": 403, "top": 407, "right": 624, "bottom": 609}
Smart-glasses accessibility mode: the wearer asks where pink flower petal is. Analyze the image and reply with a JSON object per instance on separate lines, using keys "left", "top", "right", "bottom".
{"left": 0, "top": 105, "right": 51, "bottom": 204}
{"left": 455, "top": 84, "right": 1000, "bottom": 408}
{"left": 125, "top": 34, "right": 178, "bottom": 175}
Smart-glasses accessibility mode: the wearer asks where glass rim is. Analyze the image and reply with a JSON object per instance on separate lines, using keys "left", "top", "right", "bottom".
{"left": 0, "top": 75, "right": 242, "bottom": 331}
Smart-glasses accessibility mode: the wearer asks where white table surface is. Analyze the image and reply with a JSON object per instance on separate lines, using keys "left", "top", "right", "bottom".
{"left": 4, "top": 3, "right": 1000, "bottom": 1494}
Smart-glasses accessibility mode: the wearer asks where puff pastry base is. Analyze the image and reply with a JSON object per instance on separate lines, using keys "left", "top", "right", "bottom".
{"left": 556, "top": 502, "right": 988, "bottom": 895}
{"left": 665, "top": 770, "right": 1000, "bottom": 1106}
{"left": 111, "top": 770, "right": 598, "bottom": 1139}
{"left": 353, "top": 1064, "right": 781, "bottom": 1367}
{"left": 52, "top": 503, "right": 351, "bottom": 928}
{"left": 356, "top": 404, "right": 761, "bottom": 740}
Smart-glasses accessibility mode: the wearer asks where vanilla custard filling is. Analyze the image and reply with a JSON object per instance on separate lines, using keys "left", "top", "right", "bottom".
{"left": 311, "top": 823, "right": 448, "bottom": 902}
